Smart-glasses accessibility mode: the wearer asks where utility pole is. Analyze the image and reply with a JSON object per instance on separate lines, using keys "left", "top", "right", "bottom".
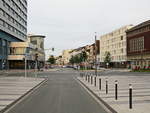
{"left": 141, "top": 49, "right": 143, "bottom": 69}
{"left": 141, "top": 48, "right": 147, "bottom": 69}
{"left": 95, "top": 32, "right": 97, "bottom": 76}
{"left": 24, "top": 54, "right": 27, "bottom": 78}
{"left": 35, "top": 53, "right": 38, "bottom": 78}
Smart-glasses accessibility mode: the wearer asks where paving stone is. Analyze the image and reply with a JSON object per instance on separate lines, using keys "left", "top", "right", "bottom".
{"left": 78, "top": 75, "right": 150, "bottom": 113}
{"left": 0, "top": 77, "right": 44, "bottom": 112}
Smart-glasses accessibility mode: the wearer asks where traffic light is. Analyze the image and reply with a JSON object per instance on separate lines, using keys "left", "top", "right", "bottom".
{"left": 52, "top": 48, "right": 54, "bottom": 51}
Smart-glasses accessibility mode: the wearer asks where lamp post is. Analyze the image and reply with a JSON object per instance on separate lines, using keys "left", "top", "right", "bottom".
{"left": 35, "top": 53, "right": 38, "bottom": 77}
{"left": 95, "top": 32, "right": 97, "bottom": 76}
{"left": 24, "top": 54, "right": 27, "bottom": 78}
{"left": 44, "top": 47, "right": 55, "bottom": 69}
{"left": 140, "top": 48, "right": 147, "bottom": 69}
{"left": 141, "top": 49, "right": 143, "bottom": 69}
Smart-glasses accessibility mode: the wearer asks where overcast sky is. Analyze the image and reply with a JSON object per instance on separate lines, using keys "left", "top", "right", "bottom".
{"left": 27, "top": 0, "right": 150, "bottom": 58}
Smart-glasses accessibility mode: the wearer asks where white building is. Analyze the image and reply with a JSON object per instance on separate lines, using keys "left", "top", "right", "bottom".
{"left": 100, "top": 25, "right": 133, "bottom": 68}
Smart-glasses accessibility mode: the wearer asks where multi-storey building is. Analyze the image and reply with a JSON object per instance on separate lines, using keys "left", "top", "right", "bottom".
{"left": 8, "top": 35, "right": 45, "bottom": 69}
{"left": 127, "top": 20, "right": 150, "bottom": 69}
{"left": 0, "top": 0, "right": 27, "bottom": 69}
{"left": 100, "top": 25, "right": 133, "bottom": 68}
{"left": 66, "top": 42, "right": 99, "bottom": 68}
{"left": 56, "top": 55, "right": 63, "bottom": 66}
{"left": 62, "top": 49, "right": 72, "bottom": 65}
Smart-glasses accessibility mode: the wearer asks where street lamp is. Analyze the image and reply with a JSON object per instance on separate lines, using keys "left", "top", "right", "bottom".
{"left": 95, "top": 32, "right": 98, "bottom": 76}
{"left": 24, "top": 54, "right": 27, "bottom": 78}
{"left": 35, "top": 53, "right": 38, "bottom": 77}
{"left": 44, "top": 48, "right": 55, "bottom": 69}
{"left": 140, "top": 48, "right": 147, "bottom": 69}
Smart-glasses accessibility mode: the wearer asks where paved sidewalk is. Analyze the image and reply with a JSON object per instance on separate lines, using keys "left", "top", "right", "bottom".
{"left": 0, "top": 70, "right": 35, "bottom": 77}
{"left": 0, "top": 77, "right": 45, "bottom": 112}
{"left": 100, "top": 68, "right": 131, "bottom": 72}
{"left": 78, "top": 75, "right": 150, "bottom": 113}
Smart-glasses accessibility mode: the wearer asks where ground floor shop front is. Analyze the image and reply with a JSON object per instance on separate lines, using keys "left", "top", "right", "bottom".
{"left": 9, "top": 60, "right": 45, "bottom": 69}
{"left": 100, "top": 61, "right": 127, "bottom": 68}
{"left": 127, "top": 54, "right": 150, "bottom": 69}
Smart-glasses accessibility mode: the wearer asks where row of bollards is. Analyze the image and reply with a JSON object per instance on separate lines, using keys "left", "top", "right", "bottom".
{"left": 80, "top": 73, "right": 133, "bottom": 109}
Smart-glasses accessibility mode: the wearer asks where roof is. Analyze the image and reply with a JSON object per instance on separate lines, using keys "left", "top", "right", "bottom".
{"left": 28, "top": 35, "right": 46, "bottom": 38}
{"left": 127, "top": 20, "right": 150, "bottom": 32}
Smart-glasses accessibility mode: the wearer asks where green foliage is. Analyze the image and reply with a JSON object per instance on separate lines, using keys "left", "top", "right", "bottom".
{"left": 69, "top": 51, "right": 88, "bottom": 64}
{"left": 69, "top": 56, "right": 75, "bottom": 64}
{"left": 47, "top": 55, "right": 56, "bottom": 64}
{"left": 82, "top": 51, "right": 88, "bottom": 62}
{"left": 104, "top": 51, "right": 111, "bottom": 63}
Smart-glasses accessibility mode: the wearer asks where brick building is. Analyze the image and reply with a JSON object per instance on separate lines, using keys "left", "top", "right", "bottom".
{"left": 127, "top": 20, "right": 150, "bottom": 69}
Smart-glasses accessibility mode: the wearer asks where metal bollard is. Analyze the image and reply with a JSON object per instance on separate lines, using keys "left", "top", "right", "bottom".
{"left": 94, "top": 76, "right": 97, "bottom": 87}
{"left": 85, "top": 75, "right": 87, "bottom": 81}
{"left": 106, "top": 78, "right": 108, "bottom": 94}
{"left": 115, "top": 80, "right": 118, "bottom": 100}
{"left": 91, "top": 76, "right": 93, "bottom": 84}
{"left": 88, "top": 75, "right": 90, "bottom": 83}
{"left": 129, "top": 84, "right": 132, "bottom": 109}
{"left": 99, "top": 78, "right": 101, "bottom": 90}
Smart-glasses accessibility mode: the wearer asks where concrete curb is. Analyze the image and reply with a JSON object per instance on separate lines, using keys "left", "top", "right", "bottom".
{"left": 77, "top": 78, "right": 117, "bottom": 113}
{"left": 0, "top": 78, "right": 48, "bottom": 113}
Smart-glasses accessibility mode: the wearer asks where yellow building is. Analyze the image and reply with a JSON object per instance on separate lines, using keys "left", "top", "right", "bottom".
{"left": 62, "top": 49, "right": 72, "bottom": 65}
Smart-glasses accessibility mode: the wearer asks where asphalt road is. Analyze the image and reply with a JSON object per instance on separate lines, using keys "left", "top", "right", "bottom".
{"left": 5, "top": 69, "right": 108, "bottom": 113}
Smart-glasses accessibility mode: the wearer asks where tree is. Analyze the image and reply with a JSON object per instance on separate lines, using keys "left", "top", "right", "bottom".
{"left": 47, "top": 55, "right": 56, "bottom": 64}
{"left": 74, "top": 55, "right": 81, "bottom": 63}
{"left": 104, "top": 51, "right": 111, "bottom": 65}
{"left": 81, "top": 51, "right": 88, "bottom": 62}
{"left": 69, "top": 51, "right": 88, "bottom": 65}
{"left": 69, "top": 56, "right": 75, "bottom": 65}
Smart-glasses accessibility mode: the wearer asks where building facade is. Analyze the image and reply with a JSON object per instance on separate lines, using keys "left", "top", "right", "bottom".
{"left": 127, "top": 20, "right": 150, "bottom": 69}
{"left": 61, "top": 49, "right": 72, "bottom": 65}
{"left": 56, "top": 55, "right": 63, "bottom": 66}
{"left": 8, "top": 35, "right": 45, "bottom": 69}
{"left": 8, "top": 41, "right": 37, "bottom": 69}
{"left": 0, "top": 0, "right": 27, "bottom": 69}
{"left": 100, "top": 25, "right": 133, "bottom": 68}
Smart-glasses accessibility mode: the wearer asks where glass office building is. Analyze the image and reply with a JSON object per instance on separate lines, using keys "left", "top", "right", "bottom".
{"left": 0, "top": 0, "right": 27, "bottom": 69}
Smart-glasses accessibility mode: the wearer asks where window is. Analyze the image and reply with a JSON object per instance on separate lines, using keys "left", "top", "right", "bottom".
{"left": 121, "top": 48, "right": 123, "bottom": 53}
{"left": 0, "top": 19, "right": 4, "bottom": 26}
{"left": 129, "top": 36, "right": 144, "bottom": 52}
{"left": 0, "top": 39, "right": 2, "bottom": 55}
{"left": 31, "top": 40, "right": 37, "bottom": 45}
{"left": 0, "top": 9, "right": 3, "bottom": 15}
{"left": 2, "top": 40, "right": 7, "bottom": 55}
{"left": 10, "top": 47, "right": 26, "bottom": 55}
{"left": 121, "top": 36, "right": 123, "bottom": 40}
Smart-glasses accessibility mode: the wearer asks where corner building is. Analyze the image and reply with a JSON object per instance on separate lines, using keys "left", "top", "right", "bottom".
{"left": 0, "top": 0, "right": 27, "bottom": 69}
